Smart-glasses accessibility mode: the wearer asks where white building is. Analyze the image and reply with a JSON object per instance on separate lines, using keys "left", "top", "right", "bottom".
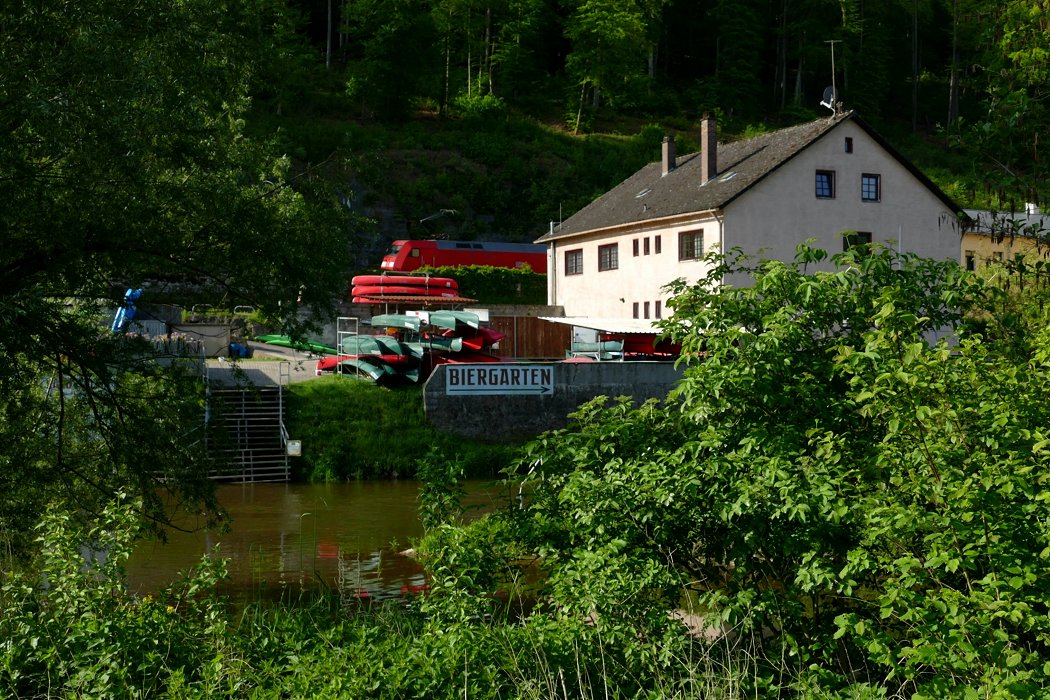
{"left": 536, "top": 111, "right": 965, "bottom": 325}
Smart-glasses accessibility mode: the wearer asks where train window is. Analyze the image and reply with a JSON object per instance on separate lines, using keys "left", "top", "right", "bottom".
{"left": 410, "top": 249, "right": 420, "bottom": 257}
{"left": 455, "top": 243, "right": 471, "bottom": 248}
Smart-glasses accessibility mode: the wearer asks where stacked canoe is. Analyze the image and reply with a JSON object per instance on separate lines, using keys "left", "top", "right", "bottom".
{"left": 350, "top": 274, "right": 462, "bottom": 303}
{"left": 315, "top": 310, "right": 506, "bottom": 384}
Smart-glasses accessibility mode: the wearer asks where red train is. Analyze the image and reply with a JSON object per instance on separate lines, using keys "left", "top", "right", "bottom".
{"left": 380, "top": 239, "right": 547, "bottom": 273}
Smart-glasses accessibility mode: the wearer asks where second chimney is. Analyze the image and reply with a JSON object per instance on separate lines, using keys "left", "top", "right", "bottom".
{"left": 701, "top": 113, "right": 717, "bottom": 184}
{"left": 662, "top": 136, "right": 676, "bottom": 176}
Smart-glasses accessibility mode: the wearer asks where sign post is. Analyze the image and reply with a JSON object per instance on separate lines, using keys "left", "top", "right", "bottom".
{"left": 445, "top": 364, "right": 554, "bottom": 396}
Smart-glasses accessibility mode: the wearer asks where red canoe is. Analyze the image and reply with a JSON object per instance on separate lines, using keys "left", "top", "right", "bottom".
{"left": 351, "top": 285, "right": 460, "bottom": 298}
{"left": 351, "top": 275, "right": 458, "bottom": 289}
{"left": 315, "top": 353, "right": 417, "bottom": 375}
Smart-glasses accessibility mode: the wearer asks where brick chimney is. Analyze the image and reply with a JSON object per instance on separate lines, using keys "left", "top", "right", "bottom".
{"left": 661, "top": 136, "right": 676, "bottom": 176}
{"left": 700, "top": 113, "right": 717, "bottom": 184}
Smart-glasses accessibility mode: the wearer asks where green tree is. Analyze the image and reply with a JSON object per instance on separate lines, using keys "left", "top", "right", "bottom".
{"left": 564, "top": 0, "right": 667, "bottom": 129}
{"left": 343, "top": 0, "right": 441, "bottom": 119}
{"left": 965, "top": 0, "right": 1050, "bottom": 205}
{"left": 483, "top": 245, "right": 1050, "bottom": 695}
{"left": 0, "top": 0, "right": 352, "bottom": 553}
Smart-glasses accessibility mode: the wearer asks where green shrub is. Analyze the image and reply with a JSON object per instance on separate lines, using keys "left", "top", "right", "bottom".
{"left": 423, "top": 265, "right": 546, "bottom": 305}
{"left": 285, "top": 377, "right": 519, "bottom": 481}
{"left": 0, "top": 495, "right": 233, "bottom": 698}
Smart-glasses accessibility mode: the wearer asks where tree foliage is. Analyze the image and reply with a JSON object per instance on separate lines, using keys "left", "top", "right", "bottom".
{"left": 0, "top": 0, "right": 354, "bottom": 552}
{"left": 445, "top": 245, "right": 1050, "bottom": 695}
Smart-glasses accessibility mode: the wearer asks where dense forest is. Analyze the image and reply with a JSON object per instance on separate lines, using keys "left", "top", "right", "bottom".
{"left": 221, "top": 0, "right": 1050, "bottom": 260}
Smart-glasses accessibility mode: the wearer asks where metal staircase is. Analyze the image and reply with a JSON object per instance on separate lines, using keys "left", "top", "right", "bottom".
{"left": 209, "top": 386, "right": 290, "bottom": 482}
{"left": 206, "top": 361, "right": 292, "bottom": 483}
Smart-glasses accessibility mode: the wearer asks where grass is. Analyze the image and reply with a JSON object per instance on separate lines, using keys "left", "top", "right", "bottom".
{"left": 285, "top": 375, "right": 521, "bottom": 481}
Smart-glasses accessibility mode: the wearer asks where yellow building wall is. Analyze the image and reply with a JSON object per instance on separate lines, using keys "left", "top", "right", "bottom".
{"left": 961, "top": 232, "right": 1049, "bottom": 271}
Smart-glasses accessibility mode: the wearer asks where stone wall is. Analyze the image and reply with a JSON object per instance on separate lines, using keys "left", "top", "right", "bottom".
{"left": 422, "top": 361, "right": 685, "bottom": 441}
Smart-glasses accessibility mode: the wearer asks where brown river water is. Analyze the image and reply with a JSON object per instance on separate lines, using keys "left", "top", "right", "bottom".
{"left": 127, "top": 480, "right": 509, "bottom": 602}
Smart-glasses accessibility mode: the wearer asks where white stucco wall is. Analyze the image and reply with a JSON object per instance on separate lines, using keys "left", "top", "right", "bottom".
{"left": 724, "top": 120, "right": 961, "bottom": 271}
{"left": 546, "top": 216, "right": 722, "bottom": 320}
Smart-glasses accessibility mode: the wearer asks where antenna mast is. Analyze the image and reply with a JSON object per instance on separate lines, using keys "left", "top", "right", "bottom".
{"left": 825, "top": 40, "right": 841, "bottom": 113}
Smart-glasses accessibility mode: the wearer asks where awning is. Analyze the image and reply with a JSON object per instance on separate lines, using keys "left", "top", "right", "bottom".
{"left": 539, "top": 317, "right": 664, "bottom": 335}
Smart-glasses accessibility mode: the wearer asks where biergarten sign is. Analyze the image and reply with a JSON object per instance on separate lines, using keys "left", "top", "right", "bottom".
{"left": 445, "top": 364, "right": 554, "bottom": 396}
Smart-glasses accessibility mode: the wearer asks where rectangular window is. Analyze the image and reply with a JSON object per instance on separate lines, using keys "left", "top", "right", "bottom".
{"left": 632, "top": 239, "right": 639, "bottom": 257}
{"left": 992, "top": 251, "right": 1004, "bottom": 263}
{"left": 654, "top": 236, "right": 662, "bottom": 254}
{"left": 844, "top": 137, "right": 853, "bottom": 153}
{"left": 598, "top": 243, "right": 619, "bottom": 271}
{"left": 643, "top": 237, "right": 650, "bottom": 255}
{"left": 632, "top": 302, "right": 639, "bottom": 319}
{"left": 565, "top": 249, "right": 583, "bottom": 275}
{"left": 862, "top": 173, "right": 881, "bottom": 202}
{"left": 965, "top": 251, "right": 975, "bottom": 271}
{"left": 816, "top": 170, "right": 835, "bottom": 198}
{"left": 679, "top": 229, "right": 704, "bottom": 261}
{"left": 843, "top": 231, "right": 873, "bottom": 251}
{"left": 644, "top": 301, "right": 651, "bottom": 319}
{"left": 655, "top": 300, "right": 662, "bottom": 319}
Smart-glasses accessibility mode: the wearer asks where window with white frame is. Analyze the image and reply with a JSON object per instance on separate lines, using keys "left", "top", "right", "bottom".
{"left": 565, "top": 249, "right": 583, "bottom": 275}
{"left": 679, "top": 229, "right": 703, "bottom": 261}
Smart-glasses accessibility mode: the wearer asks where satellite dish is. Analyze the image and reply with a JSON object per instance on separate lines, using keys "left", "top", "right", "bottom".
{"left": 820, "top": 85, "right": 838, "bottom": 113}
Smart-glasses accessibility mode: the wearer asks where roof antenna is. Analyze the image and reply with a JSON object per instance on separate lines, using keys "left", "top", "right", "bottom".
{"left": 821, "top": 39, "right": 842, "bottom": 114}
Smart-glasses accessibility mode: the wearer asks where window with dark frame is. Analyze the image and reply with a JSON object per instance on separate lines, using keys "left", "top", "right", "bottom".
{"left": 565, "top": 249, "right": 583, "bottom": 275}
{"left": 598, "top": 243, "right": 619, "bottom": 271}
{"left": 816, "top": 170, "right": 835, "bottom": 198}
{"left": 842, "top": 231, "right": 873, "bottom": 251}
{"left": 644, "top": 237, "right": 650, "bottom": 255}
{"left": 861, "top": 173, "right": 881, "bottom": 202}
{"left": 632, "top": 302, "right": 639, "bottom": 319}
{"left": 632, "top": 239, "right": 639, "bottom": 257}
{"left": 655, "top": 300, "right": 662, "bottom": 318}
{"left": 644, "top": 301, "right": 650, "bottom": 319}
{"left": 654, "top": 236, "right": 662, "bottom": 254}
{"left": 845, "top": 137, "right": 853, "bottom": 153}
{"left": 679, "top": 229, "right": 703, "bottom": 260}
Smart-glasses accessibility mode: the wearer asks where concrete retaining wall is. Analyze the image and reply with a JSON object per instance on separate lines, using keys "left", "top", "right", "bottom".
{"left": 170, "top": 323, "right": 231, "bottom": 357}
{"left": 423, "top": 361, "right": 685, "bottom": 441}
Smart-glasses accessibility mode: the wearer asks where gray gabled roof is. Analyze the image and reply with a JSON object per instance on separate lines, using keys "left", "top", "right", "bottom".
{"left": 537, "top": 111, "right": 962, "bottom": 242}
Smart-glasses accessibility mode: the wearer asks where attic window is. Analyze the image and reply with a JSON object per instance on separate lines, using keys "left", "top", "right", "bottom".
{"left": 635, "top": 188, "right": 652, "bottom": 198}
{"left": 718, "top": 171, "right": 737, "bottom": 182}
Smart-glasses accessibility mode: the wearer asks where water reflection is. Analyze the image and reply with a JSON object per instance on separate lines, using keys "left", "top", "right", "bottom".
{"left": 128, "top": 480, "right": 507, "bottom": 602}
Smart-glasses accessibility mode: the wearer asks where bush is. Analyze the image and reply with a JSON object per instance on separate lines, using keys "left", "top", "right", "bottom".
{"left": 285, "top": 377, "right": 519, "bottom": 481}
{"left": 423, "top": 265, "right": 546, "bottom": 305}
{"left": 0, "top": 495, "right": 233, "bottom": 698}
{"left": 498, "top": 246, "right": 1050, "bottom": 696}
